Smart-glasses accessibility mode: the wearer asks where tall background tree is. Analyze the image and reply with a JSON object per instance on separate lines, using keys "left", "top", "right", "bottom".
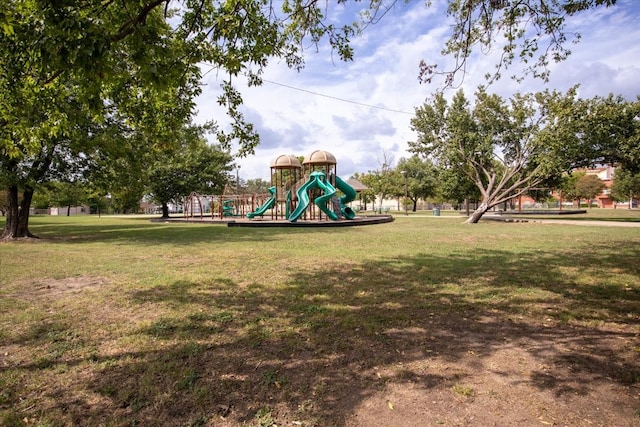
{"left": 360, "top": 167, "right": 397, "bottom": 212}
{"left": 574, "top": 174, "right": 605, "bottom": 208}
{"left": 397, "top": 156, "right": 438, "bottom": 212}
{"left": 244, "top": 178, "right": 272, "bottom": 195}
{"left": 435, "top": 166, "right": 481, "bottom": 212}
{"left": 611, "top": 168, "right": 640, "bottom": 209}
{"left": 49, "top": 181, "right": 90, "bottom": 216}
{"left": 409, "top": 87, "right": 577, "bottom": 223}
{"left": 148, "top": 138, "right": 233, "bottom": 218}
{"left": 559, "top": 171, "right": 585, "bottom": 208}
{"left": 575, "top": 95, "right": 640, "bottom": 172}
{"left": 351, "top": 172, "right": 376, "bottom": 210}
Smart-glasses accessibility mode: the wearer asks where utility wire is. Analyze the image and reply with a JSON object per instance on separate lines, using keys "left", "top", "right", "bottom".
{"left": 200, "top": 63, "right": 415, "bottom": 115}
{"left": 260, "top": 78, "right": 414, "bottom": 116}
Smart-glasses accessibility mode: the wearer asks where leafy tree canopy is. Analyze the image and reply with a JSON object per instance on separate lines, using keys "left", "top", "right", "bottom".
{"left": 611, "top": 168, "right": 640, "bottom": 204}
{"left": 148, "top": 137, "right": 233, "bottom": 218}
{"left": 397, "top": 155, "right": 438, "bottom": 211}
{"left": 409, "top": 87, "right": 577, "bottom": 223}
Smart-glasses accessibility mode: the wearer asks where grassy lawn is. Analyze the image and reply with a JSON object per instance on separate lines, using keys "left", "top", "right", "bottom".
{"left": 1, "top": 213, "right": 639, "bottom": 426}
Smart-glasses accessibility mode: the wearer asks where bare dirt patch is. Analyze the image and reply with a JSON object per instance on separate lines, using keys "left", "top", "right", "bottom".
{"left": 344, "top": 317, "right": 640, "bottom": 427}
{"left": 7, "top": 276, "right": 110, "bottom": 300}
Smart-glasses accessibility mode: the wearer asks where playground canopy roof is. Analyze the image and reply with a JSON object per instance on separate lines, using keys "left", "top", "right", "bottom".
{"left": 345, "top": 177, "right": 369, "bottom": 192}
{"left": 303, "top": 150, "right": 336, "bottom": 165}
{"left": 270, "top": 154, "right": 302, "bottom": 168}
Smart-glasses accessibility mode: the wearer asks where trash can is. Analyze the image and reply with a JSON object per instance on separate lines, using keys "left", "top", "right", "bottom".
{"left": 433, "top": 208, "right": 440, "bottom": 217}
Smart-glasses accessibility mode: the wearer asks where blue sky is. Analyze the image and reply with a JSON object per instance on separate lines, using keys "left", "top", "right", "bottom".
{"left": 195, "top": 0, "right": 640, "bottom": 182}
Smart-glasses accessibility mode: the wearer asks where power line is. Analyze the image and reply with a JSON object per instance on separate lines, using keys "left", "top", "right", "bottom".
{"left": 260, "top": 78, "right": 414, "bottom": 116}
{"left": 200, "top": 63, "right": 415, "bottom": 115}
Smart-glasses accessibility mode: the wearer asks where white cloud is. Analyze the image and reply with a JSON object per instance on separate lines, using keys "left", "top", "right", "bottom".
{"left": 195, "top": 1, "right": 640, "bottom": 182}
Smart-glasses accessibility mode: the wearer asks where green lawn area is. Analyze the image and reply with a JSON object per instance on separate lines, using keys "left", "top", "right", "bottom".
{"left": 1, "top": 214, "right": 639, "bottom": 426}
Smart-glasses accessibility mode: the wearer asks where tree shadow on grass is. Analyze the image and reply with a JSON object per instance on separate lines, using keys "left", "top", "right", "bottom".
{"left": 4, "top": 242, "right": 640, "bottom": 426}
{"left": 25, "top": 220, "right": 334, "bottom": 246}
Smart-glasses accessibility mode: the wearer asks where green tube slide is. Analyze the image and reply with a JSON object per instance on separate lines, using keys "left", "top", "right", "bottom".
{"left": 334, "top": 175, "right": 357, "bottom": 219}
{"left": 288, "top": 171, "right": 339, "bottom": 222}
{"left": 246, "top": 186, "right": 276, "bottom": 218}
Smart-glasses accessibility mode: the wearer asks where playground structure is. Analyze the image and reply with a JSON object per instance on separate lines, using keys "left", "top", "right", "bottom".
{"left": 246, "top": 150, "right": 358, "bottom": 222}
{"left": 182, "top": 150, "right": 360, "bottom": 223}
{"left": 183, "top": 184, "right": 272, "bottom": 219}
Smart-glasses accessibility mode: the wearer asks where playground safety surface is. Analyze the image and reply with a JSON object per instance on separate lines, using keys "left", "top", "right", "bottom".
{"left": 153, "top": 214, "right": 394, "bottom": 227}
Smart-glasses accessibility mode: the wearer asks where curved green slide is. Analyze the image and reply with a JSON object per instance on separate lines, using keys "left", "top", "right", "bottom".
{"left": 246, "top": 186, "right": 276, "bottom": 218}
{"left": 334, "top": 175, "right": 357, "bottom": 219}
{"left": 288, "top": 171, "right": 339, "bottom": 222}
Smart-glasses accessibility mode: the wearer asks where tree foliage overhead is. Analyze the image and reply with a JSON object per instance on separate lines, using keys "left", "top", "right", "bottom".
{"left": 419, "top": 0, "right": 618, "bottom": 87}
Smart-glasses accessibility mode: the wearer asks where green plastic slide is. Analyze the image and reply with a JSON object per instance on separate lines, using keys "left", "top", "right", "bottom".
{"left": 334, "top": 175, "right": 357, "bottom": 219}
{"left": 246, "top": 186, "right": 276, "bottom": 218}
{"left": 288, "top": 172, "right": 338, "bottom": 222}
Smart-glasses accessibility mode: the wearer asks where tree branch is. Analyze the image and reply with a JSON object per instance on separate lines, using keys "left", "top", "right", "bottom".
{"left": 111, "top": 0, "right": 168, "bottom": 43}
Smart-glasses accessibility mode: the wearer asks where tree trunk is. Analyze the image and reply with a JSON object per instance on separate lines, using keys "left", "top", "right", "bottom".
{"left": 67, "top": 205, "right": 71, "bottom": 216}
{"left": 465, "top": 202, "right": 490, "bottom": 224}
{"left": 161, "top": 202, "right": 170, "bottom": 218}
{"left": 1, "top": 185, "right": 36, "bottom": 239}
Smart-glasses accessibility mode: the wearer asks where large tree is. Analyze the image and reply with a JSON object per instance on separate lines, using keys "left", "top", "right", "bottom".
{"left": 409, "top": 87, "right": 575, "bottom": 223}
{"left": 0, "top": 2, "right": 201, "bottom": 237}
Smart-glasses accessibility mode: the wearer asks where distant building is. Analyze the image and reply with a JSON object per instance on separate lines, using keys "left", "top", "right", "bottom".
{"left": 516, "top": 165, "right": 636, "bottom": 209}
{"left": 584, "top": 165, "right": 615, "bottom": 208}
{"left": 49, "top": 205, "right": 90, "bottom": 215}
